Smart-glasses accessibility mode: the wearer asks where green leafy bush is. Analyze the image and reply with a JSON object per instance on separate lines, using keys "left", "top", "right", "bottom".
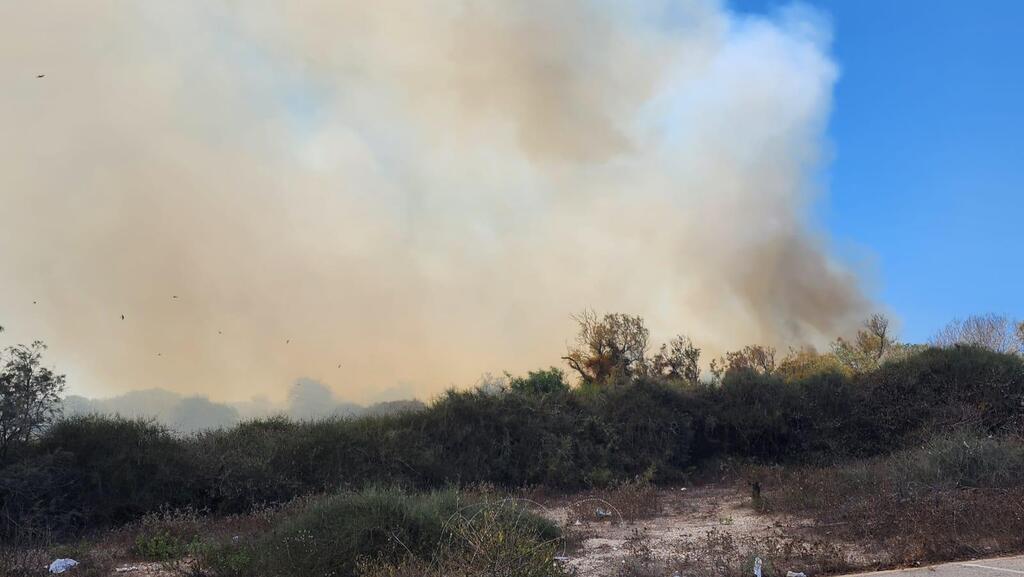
{"left": 859, "top": 345, "right": 1024, "bottom": 448}
{"left": 133, "top": 531, "right": 185, "bottom": 561}
{"left": 509, "top": 367, "right": 571, "bottom": 396}
{"left": 129, "top": 507, "right": 204, "bottom": 561}
{"left": 200, "top": 487, "right": 561, "bottom": 577}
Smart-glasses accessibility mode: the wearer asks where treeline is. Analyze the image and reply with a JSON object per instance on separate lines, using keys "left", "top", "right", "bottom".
{"left": 61, "top": 383, "right": 427, "bottom": 434}
{"left": 2, "top": 315, "right": 1023, "bottom": 540}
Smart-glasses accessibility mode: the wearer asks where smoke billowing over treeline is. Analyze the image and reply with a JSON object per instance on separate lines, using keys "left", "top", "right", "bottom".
{"left": 61, "top": 381, "right": 426, "bottom": 433}
{"left": 1, "top": 1, "right": 870, "bottom": 403}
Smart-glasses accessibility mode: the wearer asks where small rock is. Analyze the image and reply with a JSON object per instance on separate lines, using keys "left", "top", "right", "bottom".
{"left": 48, "top": 559, "right": 79, "bottom": 574}
{"left": 786, "top": 572, "right": 807, "bottom": 577}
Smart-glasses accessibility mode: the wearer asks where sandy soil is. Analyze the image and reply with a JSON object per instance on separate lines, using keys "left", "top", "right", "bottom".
{"left": 106, "top": 564, "right": 172, "bottom": 576}
{"left": 533, "top": 485, "right": 873, "bottom": 577}
{"left": 537, "top": 486, "right": 765, "bottom": 575}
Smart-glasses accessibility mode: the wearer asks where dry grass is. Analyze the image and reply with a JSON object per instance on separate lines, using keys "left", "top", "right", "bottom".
{"left": 673, "top": 527, "right": 852, "bottom": 577}
{"left": 758, "top": 433, "right": 1024, "bottom": 566}
{"left": 599, "top": 524, "right": 852, "bottom": 577}
{"left": 0, "top": 543, "right": 118, "bottom": 577}
{"left": 616, "top": 528, "right": 658, "bottom": 577}
{"left": 565, "top": 479, "right": 661, "bottom": 525}
{"left": 0, "top": 501, "right": 300, "bottom": 577}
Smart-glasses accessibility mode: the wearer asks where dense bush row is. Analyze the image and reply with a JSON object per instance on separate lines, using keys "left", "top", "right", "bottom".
{"left": 2, "top": 345, "right": 1022, "bottom": 540}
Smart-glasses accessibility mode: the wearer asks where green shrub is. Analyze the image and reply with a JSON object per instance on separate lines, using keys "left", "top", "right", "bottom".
{"left": 703, "top": 370, "right": 798, "bottom": 461}
{"left": 859, "top": 346, "right": 1024, "bottom": 449}
{"left": 509, "top": 367, "right": 571, "bottom": 396}
{"left": 200, "top": 487, "right": 561, "bottom": 577}
{"left": 129, "top": 507, "right": 204, "bottom": 561}
{"left": 416, "top": 388, "right": 580, "bottom": 486}
{"left": 0, "top": 451, "right": 83, "bottom": 540}
{"left": 416, "top": 499, "right": 565, "bottom": 577}
{"left": 40, "top": 416, "right": 198, "bottom": 517}
{"left": 133, "top": 531, "right": 185, "bottom": 561}
{"left": 589, "top": 379, "right": 699, "bottom": 482}
{"left": 0, "top": 416, "right": 199, "bottom": 540}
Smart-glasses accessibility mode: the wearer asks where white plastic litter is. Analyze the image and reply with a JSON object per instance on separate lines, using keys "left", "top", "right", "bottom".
{"left": 595, "top": 507, "right": 613, "bottom": 519}
{"left": 48, "top": 558, "right": 79, "bottom": 574}
{"left": 753, "top": 557, "right": 763, "bottom": 577}
{"left": 786, "top": 572, "right": 807, "bottom": 577}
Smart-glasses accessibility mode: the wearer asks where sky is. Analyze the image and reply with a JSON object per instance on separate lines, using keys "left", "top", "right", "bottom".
{"left": 734, "top": 0, "right": 1024, "bottom": 343}
{"left": 0, "top": 1, "right": 1020, "bottom": 402}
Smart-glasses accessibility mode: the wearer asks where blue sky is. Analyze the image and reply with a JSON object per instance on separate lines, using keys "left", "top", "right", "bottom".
{"left": 733, "top": 0, "right": 1024, "bottom": 343}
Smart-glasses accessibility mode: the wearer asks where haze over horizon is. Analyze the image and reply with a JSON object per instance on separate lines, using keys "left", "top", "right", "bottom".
{"left": 2, "top": 0, "right": 1021, "bottom": 405}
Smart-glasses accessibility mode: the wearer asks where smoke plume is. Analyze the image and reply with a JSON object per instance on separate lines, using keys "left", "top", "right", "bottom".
{"left": 0, "top": 1, "right": 869, "bottom": 402}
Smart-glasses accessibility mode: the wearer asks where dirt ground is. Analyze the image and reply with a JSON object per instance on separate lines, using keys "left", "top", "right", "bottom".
{"left": 101, "top": 564, "right": 169, "bottom": 576}
{"left": 546, "top": 486, "right": 771, "bottom": 575}
{"left": 532, "top": 485, "right": 878, "bottom": 576}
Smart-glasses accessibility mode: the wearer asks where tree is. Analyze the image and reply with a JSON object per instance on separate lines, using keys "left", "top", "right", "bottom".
{"left": 0, "top": 341, "right": 65, "bottom": 462}
{"left": 650, "top": 335, "right": 701, "bottom": 384}
{"left": 509, "top": 367, "right": 570, "bottom": 396}
{"left": 931, "top": 313, "right": 1022, "bottom": 354}
{"left": 710, "top": 345, "right": 777, "bottom": 382}
{"left": 832, "top": 313, "right": 897, "bottom": 373}
{"left": 563, "top": 311, "right": 649, "bottom": 384}
{"left": 776, "top": 346, "right": 850, "bottom": 381}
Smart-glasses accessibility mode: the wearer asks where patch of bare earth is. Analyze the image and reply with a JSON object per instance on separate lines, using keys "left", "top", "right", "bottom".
{"left": 534, "top": 485, "right": 877, "bottom": 577}
{"left": 104, "top": 562, "right": 183, "bottom": 577}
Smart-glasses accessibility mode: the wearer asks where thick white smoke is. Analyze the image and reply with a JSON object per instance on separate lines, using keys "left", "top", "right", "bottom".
{"left": 0, "top": 1, "right": 868, "bottom": 403}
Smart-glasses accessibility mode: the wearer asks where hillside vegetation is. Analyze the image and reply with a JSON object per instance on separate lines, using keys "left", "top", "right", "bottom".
{"left": 3, "top": 344, "right": 1024, "bottom": 540}
{"left": 1, "top": 313, "right": 1023, "bottom": 576}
